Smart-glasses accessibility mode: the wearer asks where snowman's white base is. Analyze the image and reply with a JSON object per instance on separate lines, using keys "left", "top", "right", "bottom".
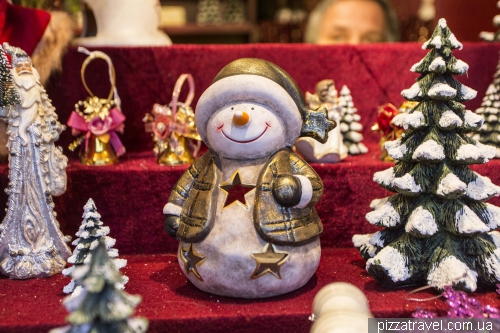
{"left": 178, "top": 237, "right": 320, "bottom": 298}
{"left": 177, "top": 162, "right": 321, "bottom": 298}
{"left": 175, "top": 154, "right": 322, "bottom": 298}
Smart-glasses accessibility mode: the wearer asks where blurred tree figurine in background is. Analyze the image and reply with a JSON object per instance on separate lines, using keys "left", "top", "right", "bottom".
{"left": 480, "top": 0, "right": 500, "bottom": 41}
{"left": 305, "top": 0, "right": 399, "bottom": 44}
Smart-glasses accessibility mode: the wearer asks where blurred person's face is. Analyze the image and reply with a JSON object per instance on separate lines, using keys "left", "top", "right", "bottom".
{"left": 316, "top": 0, "right": 387, "bottom": 44}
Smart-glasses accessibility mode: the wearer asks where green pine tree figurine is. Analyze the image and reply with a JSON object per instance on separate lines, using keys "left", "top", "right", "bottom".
{"left": 353, "top": 18, "right": 500, "bottom": 292}
{"left": 62, "top": 199, "right": 128, "bottom": 294}
{"left": 51, "top": 240, "right": 148, "bottom": 333}
{"left": 473, "top": 60, "right": 500, "bottom": 158}
{"left": 480, "top": 1, "right": 500, "bottom": 41}
{"left": 0, "top": 45, "right": 20, "bottom": 114}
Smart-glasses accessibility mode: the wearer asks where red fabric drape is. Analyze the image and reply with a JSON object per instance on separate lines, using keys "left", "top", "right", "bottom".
{"left": 0, "top": 44, "right": 499, "bottom": 332}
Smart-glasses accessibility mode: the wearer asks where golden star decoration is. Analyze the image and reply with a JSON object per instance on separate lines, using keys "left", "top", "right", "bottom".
{"left": 180, "top": 243, "right": 206, "bottom": 282}
{"left": 250, "top": 243, "right": 289, "bottom": 279}
{"left": 219, "top": 170, "right": 255, "bottom": 209}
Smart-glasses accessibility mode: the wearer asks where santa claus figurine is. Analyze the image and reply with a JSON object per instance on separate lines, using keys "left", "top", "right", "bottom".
{"left": 0, "top": 44, "right": 70, "bottom": 279}
{"left": 163, "top": 58, "right": 334, "bottom": 298}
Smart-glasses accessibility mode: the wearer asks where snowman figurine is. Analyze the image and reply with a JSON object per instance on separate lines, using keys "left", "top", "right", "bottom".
{"left": 163, "top": 58, "right": 334, "bottom": 298}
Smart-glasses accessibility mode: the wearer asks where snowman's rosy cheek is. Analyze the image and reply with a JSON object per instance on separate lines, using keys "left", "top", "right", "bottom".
{"left": 216, "top": 123, "right": 224, "bottom": 131}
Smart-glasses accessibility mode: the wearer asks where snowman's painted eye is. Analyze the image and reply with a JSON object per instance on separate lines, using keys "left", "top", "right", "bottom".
{"left": 251, "top": 107, "right": 254, "bottom": 110}
{"left": 231, "top": 107, "right": 234, "bottom": 110}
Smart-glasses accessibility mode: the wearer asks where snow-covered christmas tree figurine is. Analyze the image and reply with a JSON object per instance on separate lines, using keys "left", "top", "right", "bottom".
{"left": 474, "top": 59, "right": 500, "bottom": 158}
{"left": 62, "top": 198, "right": 127, "bottom": 294}
{"left": 352, "top": 19, "right": 500, "bottom": 292}
{"left": 338, "top": 85, "right": 367, "bottom": 155}
{"left": 50, "top": 240, "right": 148, "bottom": 333}
{"left": 480, "top": 1, "right": 500, "bottom": 41}
{"left": 295, "top": 79, "right": 347, "bottom": 163}
{"left": 163, "top": 58, "right": 334, "bottom": 298}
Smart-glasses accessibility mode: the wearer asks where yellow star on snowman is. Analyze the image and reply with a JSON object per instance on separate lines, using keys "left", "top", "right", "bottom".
{"left": 180, "top": 243, "right": 206, "bottom": 282}
{"left": 219, "top": 170, "right": 255, "bottom": 209}
{"left": 250, "top": 243, "right": 289, "bottom": 279}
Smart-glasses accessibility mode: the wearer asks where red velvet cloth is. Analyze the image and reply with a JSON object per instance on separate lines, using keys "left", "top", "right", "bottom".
{"left": 30, "top": 40, "right": 500, "bottom": 254}
{"left": 1, "top": 44, "right": 500, "bottom": 331}
{"left": 1, "top": 249, "right": 499, "bottom": 333}
{"left": 0, "top": 146, "right": 496, "bottom": 256}
{"left": 0, "top": 0, "right": 50, "bottom": 56}
{"left": 46, "top": 43, "right": 500, "bottom": 153}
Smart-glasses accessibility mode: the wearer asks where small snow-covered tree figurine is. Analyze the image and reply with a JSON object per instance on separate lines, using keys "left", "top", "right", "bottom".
{"left": 0, "top": 46, "right": 19, "bottom": 114}
{"left": 338, "top": 85, "right": 368, "bottom": 155}
{"left": 474, "top": 60, "right": 500, "bottom": 158}
{"left": 352, "top": 18, "right": 500, "bottom": 292}
{"left": 50, "top": 240, "right": 148, "bottom": 333}
{"left": 62, "top": 198, "right": 127, "bottom": 294}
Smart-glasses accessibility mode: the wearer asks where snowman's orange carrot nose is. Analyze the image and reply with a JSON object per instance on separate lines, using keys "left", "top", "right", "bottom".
{"left": 233, "top": 111, "right": 249, "bottom": 126}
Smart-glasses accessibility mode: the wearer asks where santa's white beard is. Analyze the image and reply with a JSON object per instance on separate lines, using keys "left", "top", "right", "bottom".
{"left": 13, "top": 70, "right": 38, "bottom": 91}
{"left": 17, "top": 104, "right": 38, "bottom": 145}
{"left": 12, "top": 70, "right": 42, "bottom": 145}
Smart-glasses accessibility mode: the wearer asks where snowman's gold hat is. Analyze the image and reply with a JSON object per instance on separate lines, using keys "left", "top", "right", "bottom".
{"left": 196, "top": 58, "right": 334, "bottom": 146}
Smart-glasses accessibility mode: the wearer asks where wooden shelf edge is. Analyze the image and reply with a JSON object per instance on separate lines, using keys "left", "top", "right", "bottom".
{"left": 162, "top": 22, "right": 254, "bottom": 36}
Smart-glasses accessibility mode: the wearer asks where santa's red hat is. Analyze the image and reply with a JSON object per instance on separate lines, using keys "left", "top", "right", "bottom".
{"left": 0, "top": 1, "right": 73, "bottom": 84}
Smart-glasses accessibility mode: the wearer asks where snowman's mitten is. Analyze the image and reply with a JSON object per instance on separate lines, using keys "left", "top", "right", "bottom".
{"left": 272, "top": 174, "right": 302, "bottom": 207}
{"left": 163, "top": 202, "right": 183, "bottom": 238}
{"left": 164, "top": 214, "right": 180, "bottom": 238}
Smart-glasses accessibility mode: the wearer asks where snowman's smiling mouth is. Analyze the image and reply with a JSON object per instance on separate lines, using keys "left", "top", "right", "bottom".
{"left": 219, "top": 123, "right": 271, "bottom": 143}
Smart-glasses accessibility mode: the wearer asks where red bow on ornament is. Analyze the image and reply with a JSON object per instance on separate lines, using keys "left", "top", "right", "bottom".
{"left": 148, "top": 103, "right": 200, "bottom": 142}
{"left": 67, "top": 108, "right": 126, "bottom": 156}
{"left": 67, "top": 48, "right": 127, "bottom": 166}
{"left": 373, "top": 103, "right": 401, "bottom": 136}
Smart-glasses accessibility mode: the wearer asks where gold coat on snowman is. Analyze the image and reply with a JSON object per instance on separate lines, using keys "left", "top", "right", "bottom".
{"left": 163, "top": 58, "right": 334, "bottom": 298}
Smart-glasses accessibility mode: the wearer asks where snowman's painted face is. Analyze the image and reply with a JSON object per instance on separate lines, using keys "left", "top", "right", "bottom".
{"left": 207, "top": 102, "right": 286, "bottom": 159}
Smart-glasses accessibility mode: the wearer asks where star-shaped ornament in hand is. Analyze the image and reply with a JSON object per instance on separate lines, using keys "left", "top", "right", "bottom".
{"left": 180, "top": 243, "right": 206, "bottom": 281}
{"left": 220, "top": 171, "right": 255, "bottom": 209}
{"left": 250, "top": 243, "right": 289, "bottom": 279}
{"left": 301, "top": 106, "right": 335, "bottom": 143}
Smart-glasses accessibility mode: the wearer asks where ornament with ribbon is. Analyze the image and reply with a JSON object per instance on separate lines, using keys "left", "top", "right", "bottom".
{"left": 143, "top": 73, "right": 201, "bottom": 165}
{"left": 67, "top": 47, "right": 126, "bottom": 166}
{"left": 371, "top": 103, "right": 407, "bottom": 162}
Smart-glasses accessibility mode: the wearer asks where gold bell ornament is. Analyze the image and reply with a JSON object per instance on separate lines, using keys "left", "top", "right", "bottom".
{"left": 144, "top": 74, "right": 201, "bottom": 165}
{"left": 67, "top": 47, "right": 126, "bottom": 166}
